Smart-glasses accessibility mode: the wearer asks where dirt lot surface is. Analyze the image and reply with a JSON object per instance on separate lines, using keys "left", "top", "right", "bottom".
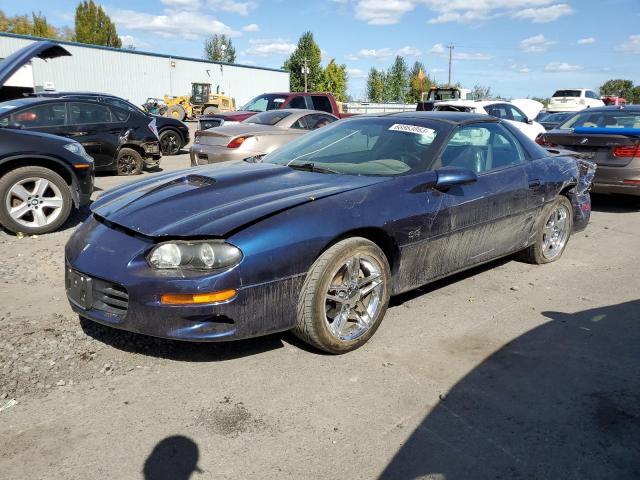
{"left": 1, "top": 135, "right": 639, "bottom": 479}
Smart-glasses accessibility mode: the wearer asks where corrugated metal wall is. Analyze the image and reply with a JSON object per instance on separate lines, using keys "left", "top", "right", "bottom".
{"left": 0, "top": 34, "right": 290, "bottom": 108}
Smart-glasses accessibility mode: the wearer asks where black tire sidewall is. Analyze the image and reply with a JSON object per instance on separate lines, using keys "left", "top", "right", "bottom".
{"left": 117, "top": 148, "right": 144, "bottom": 175}
{"left": 159, "top": 129, "right": 182, "bottom": 155}
{"left": 0, "top": 167, "right": 72, "bottom": 235}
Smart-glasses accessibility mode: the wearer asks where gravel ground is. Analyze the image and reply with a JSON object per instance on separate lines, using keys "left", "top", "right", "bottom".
{"left": 1, "top": 136, "right": 639, "bottom": 478}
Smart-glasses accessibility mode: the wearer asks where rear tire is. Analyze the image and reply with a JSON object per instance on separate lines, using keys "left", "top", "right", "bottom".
{"left": 159, "top": 129, "right": 183, "bottom": 155}
{"left": 167, "top": 105, "right": 186, "bottom": 121}
{"left": 0, "top": 166, "right": 72, "bottom": 235}
{"left": 518, "top": 196, "right": 573, "bottom": 264}
{"left": 203, "top": 106, "right": 219, "bottom": 115}
{"left": 116, "top": 148, "right": 144, "bottom": 176}
{"left": 294, "top": 238, "right": 391, "bottom": 354}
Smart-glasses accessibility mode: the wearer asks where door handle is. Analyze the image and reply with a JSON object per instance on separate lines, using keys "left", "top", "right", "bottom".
{"left": 528, "top": 179, "right": 541, "bottom": 189}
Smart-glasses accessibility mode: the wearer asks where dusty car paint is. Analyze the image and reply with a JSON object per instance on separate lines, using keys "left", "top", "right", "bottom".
{"left": 65, "top": 113, "right": 592, "bottom": 342}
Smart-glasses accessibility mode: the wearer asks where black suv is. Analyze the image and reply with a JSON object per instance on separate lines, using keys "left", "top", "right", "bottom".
{"left": 0, "top": 40, "right": 94, "bottom": 235}
{"left": 0, "top": 97, "right": 161, "bottom": 175}
{"left": 38, "top": 92, "right": 190, "bottom": 155}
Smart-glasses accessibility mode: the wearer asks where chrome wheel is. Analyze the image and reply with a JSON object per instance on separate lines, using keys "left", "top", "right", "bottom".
{"left": 542, "top": 204, "right": 570, "bottom": 260}
{"left": 324, "top": 255, "right": 384, "bottom": 341}
{"left": 5, "top": 177, "right": 64, "bottom": 229}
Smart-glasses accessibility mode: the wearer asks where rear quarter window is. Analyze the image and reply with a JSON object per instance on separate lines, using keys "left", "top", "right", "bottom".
{"left": 311, "top": 96, "right": 333, "bottom": 113}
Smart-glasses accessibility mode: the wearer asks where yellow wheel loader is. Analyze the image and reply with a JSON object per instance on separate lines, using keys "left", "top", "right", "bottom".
{"left": 164, "top": 83, "right": 236, "bottom": 121}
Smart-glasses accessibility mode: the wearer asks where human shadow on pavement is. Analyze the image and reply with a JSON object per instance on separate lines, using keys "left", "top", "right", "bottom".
{"left": 143, "top": 435, "right": 203, "bottom": 480}
{"left": 80, "top": 317, "right": 285, "bottom": 362}
{"left": 379, "top": 300, "right": 640, "bottom": 480}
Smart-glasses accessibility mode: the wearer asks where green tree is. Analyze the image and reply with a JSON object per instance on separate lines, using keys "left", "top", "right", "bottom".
{"left": 386, "top": 55, "right": 409, "bottom": 102}
{"left": 203, "top": 34, "right": 236, "bottom": 63}
{"left": 283, "top": 31, "right": 323, "bottom": 92}
{"left": 319, "top": 59, "right": 347, "bottom": 101}
{"left": 407, "top": 61, "right": 433, "bottom": 103}
{"left": 74, "top": 0, "right": 121, "bottom": 48}
{"left": 366, "top": 67, "right": 385, "bottom": 102}
{"left": 0, "top": 10, "right": 61, "bottom": 39}
{"left": 472, "top": 84, "right": 492, "bottom": 100}
{"left": 628, "top": 86, "right": 640, "bottom": 104}
{"left": 31, "top": 12, "right": 57, "bottom": 38}
{"left": 599, "top": 79, "right": 634, "bottom": 98}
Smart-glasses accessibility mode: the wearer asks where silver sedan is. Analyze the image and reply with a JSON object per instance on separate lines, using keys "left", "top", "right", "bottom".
{"left": 190, "top": 109, "right": 338, "bottom": 166}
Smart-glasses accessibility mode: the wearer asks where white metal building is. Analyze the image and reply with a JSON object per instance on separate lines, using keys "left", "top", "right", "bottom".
{"left": 0, "top": 32, "right": 290, "bottom": 108}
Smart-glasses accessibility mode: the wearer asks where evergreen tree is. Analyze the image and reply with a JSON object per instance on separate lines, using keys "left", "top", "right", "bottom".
{"left": 283, "top": 31, "right": 323, "bottom": 92}
{"left": 366, "top": 68, "right": 386, "bottom": 102}
{"left": 320, "top": 59, "right": 348, "bottom": 101}
{"left": 74, "top": 0, "right": 122, "bottom": 48}
{"left": 203, "top": 34, "right": 236, "bottom": 63}
{"left": 599, "top": 79, "right": 634, "bottom": 98}
{"left": 386, "top": 55, "right": 409, "bottom": 102}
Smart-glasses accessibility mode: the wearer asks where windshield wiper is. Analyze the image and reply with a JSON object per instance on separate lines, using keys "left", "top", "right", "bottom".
{"left": 286, "top": 162, "right": 339, "bottom": 174}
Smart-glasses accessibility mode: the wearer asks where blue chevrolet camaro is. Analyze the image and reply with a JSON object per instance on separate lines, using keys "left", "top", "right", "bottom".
{"left": 65, "top": 112, "right": 594, "bottom": 353}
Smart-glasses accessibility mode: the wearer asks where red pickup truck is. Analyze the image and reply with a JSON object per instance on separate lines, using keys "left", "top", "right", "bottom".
{"left": 198, "top": 92, "right": 352, "bottom": 130}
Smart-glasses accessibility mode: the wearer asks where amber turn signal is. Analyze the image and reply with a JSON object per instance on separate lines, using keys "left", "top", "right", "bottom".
{"left": 73, "top": 163, "right": 92, "bottom": 169}
{"left": 161, "top": 289, "right": 237, "bottom": 305}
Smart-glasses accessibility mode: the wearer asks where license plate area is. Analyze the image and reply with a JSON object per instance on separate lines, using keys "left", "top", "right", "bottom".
{"left": 66, "top": 267, "right": 93, "bottom": 309}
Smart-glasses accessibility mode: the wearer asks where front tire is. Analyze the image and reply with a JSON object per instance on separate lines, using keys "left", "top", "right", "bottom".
{"left": 519, "top": 196, "right": 573, "bottom": 264}
{"left": 0, "top": 166, "right": 72, "bottom": 235}
{"left": 294, "top": 238, "right": 391, "bottom": 354}
{"left": 159, "top": 129, "right": 183, "bottom": 155}
{"left": 116, "top": 148, "right": 144, "bottom": 176}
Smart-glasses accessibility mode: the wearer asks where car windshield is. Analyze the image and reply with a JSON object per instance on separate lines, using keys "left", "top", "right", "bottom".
{"left": 540, "top": 112, "right": 572, "bottom": 123}
{"left": 560, "top": 111, "right": 640, "bottom": 129}
{"left": 240, "top": 94, "right": 288, "bottom": 112}
{"left": 552, "top": 90, "right": 581, "bottom": 98}
{"left": 244, "top": 110, "right": 291, "bottom": 126}
{"left": 263, "top": 117, "right": 446, "bottom": 177}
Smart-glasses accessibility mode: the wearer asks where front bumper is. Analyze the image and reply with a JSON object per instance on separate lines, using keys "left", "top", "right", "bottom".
{"left": 65, "top": 217, "right": 300, "bottom": 342}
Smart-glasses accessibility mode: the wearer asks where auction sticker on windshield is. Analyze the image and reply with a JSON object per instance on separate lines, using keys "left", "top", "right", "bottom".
{"left": 388, "top": 124, "right": 436, "bottom": 136}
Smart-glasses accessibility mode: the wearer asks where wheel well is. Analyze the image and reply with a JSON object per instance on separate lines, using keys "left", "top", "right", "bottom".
{"left": 119, "top": 144, "right": 146, "bottom": 158}
{"left": 560, "top": 183, "right": 576, "bottom": 198}
{"left": 0, "top": 158, "right": 73, "bottom": 186}
{"left": 323, "top": 228, "right": 400, "bottom": 273}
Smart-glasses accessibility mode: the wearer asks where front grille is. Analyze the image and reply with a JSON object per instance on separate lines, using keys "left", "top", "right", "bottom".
{"left": 92, "top": 278, "right": 129, "bottom": 315}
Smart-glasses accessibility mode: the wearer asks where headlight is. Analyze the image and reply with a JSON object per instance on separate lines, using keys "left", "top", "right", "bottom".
{"left": 148, "top": 241, "right": 242, "bottom": 270}
{"left": 64, "top": 143, "right": 85, "bottom": 156}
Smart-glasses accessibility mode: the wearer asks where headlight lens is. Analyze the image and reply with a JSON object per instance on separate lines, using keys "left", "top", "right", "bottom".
{"left": 148, "top": 241, "right": 242, "bottom": 270}
{"left": 64, "top": 143, "right": 85, "bottom": 156}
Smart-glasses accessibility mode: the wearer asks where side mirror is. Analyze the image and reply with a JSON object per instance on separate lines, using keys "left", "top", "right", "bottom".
{"left": 435, "top": 167, "right": 478, "bottom": 190}
{"left": 526, "top": 118, "right": 533, "bottom": 125}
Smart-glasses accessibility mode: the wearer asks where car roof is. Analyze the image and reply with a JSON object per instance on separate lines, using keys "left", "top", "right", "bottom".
{"left": 568, "top": 105, "right": 640, "bottom": 113}
{"left": 268, "top": 108, "right": 338, "bottom": 117}
{"left": 38, "top": 91, "right": 113, "bottom": 97}
{"left": 381, "top": 111, "right": 497, "bottom": 125}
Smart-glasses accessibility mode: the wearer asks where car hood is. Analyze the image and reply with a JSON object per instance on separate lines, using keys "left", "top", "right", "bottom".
{"left": 0, "top": 40, "right": 70, "bottom": 87}
{"left": 511, "top": 99, "right": 544, "bottom": 120}
{"left": 91, "top": 162, "right": 390, "bottom": 237}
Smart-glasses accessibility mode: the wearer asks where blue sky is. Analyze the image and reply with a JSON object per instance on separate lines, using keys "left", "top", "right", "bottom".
{"left": 5, "top": 0, "right": 640, "bottom": 99}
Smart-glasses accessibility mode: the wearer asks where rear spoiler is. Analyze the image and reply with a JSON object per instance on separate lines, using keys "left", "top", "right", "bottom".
{"left": 573, "top": 127, "right": 640, "bottom": 135}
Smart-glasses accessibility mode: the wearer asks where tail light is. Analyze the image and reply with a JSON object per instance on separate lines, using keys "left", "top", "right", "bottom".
{"left": 613, "top": 145, "right": 640, "bottom": 157}
{"left": 227, "top": 136, "right": 251, "bottom": 149}
{"left": 535, "top": 134, "right": 557, "bottom": 147}
{"left": 194, "top": 131, "right": 200, "bottom": 144}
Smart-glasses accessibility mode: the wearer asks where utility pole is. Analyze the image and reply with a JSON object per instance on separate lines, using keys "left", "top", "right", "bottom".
{"left": 447, "top": 44, "right": 454, "bottom": 86}
{"left": 302, "top": 57, "right": 309, "bottom": 93}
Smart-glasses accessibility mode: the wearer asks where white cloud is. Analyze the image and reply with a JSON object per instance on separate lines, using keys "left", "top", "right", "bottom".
{"left": 242, "top": 23, "right": 260, "bottom": 32}
{"left": 244, "top": 39, "right": 296, "bottom": 57}
{"left": 345, "top": 45, "right": 421, "bottom": 60}
{"left": 352, "top": 0, "right": 572, "bottom": 25}
{"left": 577, "top": 37, "right": 595, "bottom": 45}
{"left": 119, "top": 34, "right": 149, "bottom": 48}
{"left": 454, "top": 51, "right": 492, "bottom": 61}
{"left": 347, "top": 68, "right": 367, "bottom": 79}
{"left": 544, "top": 62, "right": 582, "bottom": 72}
{"left": 519, "top": 67, "right": 531, "bottom": 73}
{"left": 616, "top": 34, "right": 640, "bottom": 54}
{"left": 354, "top": 0, "right": 416, "bottom": 25}
{"left": 519, "top": 34, "right": 556, "bottom": 52}
{"left": 110, "top": 9, "right": 239, "bottom": 39}
{"left": 160, "top": 0, "right": 201, "bottom": 9}
{"left": 206, "top": 0, "right": 256, "bottom": 15}
{"left": 431, "top": 68, "right": 446, "bottom": 73}
{"left": 512, "top": 3, "right": 572, "bottom": 22}
{"left": 430, "top": 43, "right": 445, "bottom": 54}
